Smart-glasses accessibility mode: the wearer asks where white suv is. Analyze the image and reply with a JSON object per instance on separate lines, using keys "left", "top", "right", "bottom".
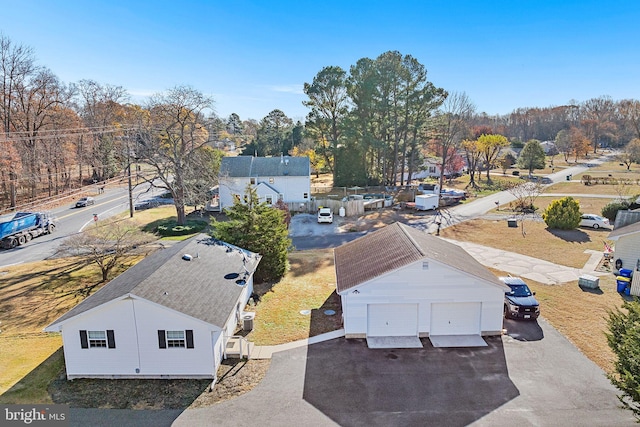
{"left": 317, "top": 207, "right": 333, "bottom": 224}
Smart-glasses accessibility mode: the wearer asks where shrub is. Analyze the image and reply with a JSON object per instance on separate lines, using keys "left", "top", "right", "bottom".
{"left": 542, "top": 196, "right": 581, "bottom": 229}
{"left": 602, "top": 201, "right": 630, "bottom": 222}
{"left": 154, "top": 219, "right": 207, "bottom": 236}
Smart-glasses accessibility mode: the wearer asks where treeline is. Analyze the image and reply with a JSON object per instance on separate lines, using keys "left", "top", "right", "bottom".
{"left": 3, "top": 32, "right": 640, "bottom": 209}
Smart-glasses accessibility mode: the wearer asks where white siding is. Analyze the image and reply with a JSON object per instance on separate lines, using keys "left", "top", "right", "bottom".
{"left": 340, "top": 259, "right": 505, "bottom": 338}
{"left": 61, "top": 299, "right": 139, "bottom": 378}
{"left": 219, "top": 176, "right": 310, "bottom": 210}
{"left": 61, "top": 297, "right": 224, "bottom": 379}
{"left": 614, "top": 234, "right": 640, "bottom": 273}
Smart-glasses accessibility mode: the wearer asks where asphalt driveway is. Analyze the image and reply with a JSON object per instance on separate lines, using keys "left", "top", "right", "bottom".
{"left": 174, "top": 318, "right": 634, "bottom": 427}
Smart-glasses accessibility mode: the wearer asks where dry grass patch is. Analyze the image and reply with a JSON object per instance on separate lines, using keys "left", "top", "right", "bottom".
{"left": 0, "top": 257, "right": 143, "bottom": 397}
{"left": 246, "top": 249, "right": 341, "bottom": 346}
{"left": 547, "top": 181, "right": 640, "bottom": 195}
{"left": 440, "top": 219, "right": 609, "bottom": 269}
{"left": 0, "top": 336, "right": 63, "bottom": 403}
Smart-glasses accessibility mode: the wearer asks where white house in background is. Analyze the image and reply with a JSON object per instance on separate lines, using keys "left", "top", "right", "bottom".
{"left": 539, "top": 141, "right": 558, "bottom": 154}
{"left": 45, "top": 234, "right": 261, "bottom": 380}
{"left": 334, "top": 223, "right": 509, "bottom": 343}
{"left": 400, "top": 157, "right": 464, "bottom": 182}
{"left": 218, "top": 156, "right": 311, "bottom": 211}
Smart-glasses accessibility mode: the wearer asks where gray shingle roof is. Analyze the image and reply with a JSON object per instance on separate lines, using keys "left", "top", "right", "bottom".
{"left": 45, "top": 234, "right": 261, "bottom": 330}
{"left": 220, "top": 156, "right": 310, "bottom": 177}
{"left": 334, "top": 222, "right": 505, "bottom": 293}
{"left": 609, "top": 220, "right": 640, "bottom": 240}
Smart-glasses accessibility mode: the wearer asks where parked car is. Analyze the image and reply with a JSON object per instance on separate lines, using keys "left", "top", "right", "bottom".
{"left": 75, "top": 197, "right": 95, "bottom": 208}
{"left": 500, "top": 276, "right": 540, "bottom": 320}
{"left": 579, "top": 214, "right": 611, "bottom": 229}
{"left": 134, "top": 200, "right": 160, "bottom": 211}
{"left": 317, "top": 207, "right": 333, "bottom": 224}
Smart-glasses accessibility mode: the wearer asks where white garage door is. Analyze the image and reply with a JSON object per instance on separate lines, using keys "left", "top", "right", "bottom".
{"left": 431, "top": 302, "right": 481, "bottom": 336}
{"left": 367, "top": 303, "right": 418, "bottom": 337}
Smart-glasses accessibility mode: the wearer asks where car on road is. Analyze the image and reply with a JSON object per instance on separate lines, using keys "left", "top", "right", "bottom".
{"left": 579, "top": 214, "right": 611, "bottom": 229}
{"left": 500, "top": 276, "right": 540, "bottom": 320}
{"left": 75, "top": 197, "right": 95, "bottom": 208}
{"left": 317, "top": 207, "right": 333, "bottom": 224}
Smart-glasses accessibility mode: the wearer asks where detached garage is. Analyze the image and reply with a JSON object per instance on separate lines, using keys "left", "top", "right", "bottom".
{"left": 334, "top": 223, "right": 509, "bottom": 345}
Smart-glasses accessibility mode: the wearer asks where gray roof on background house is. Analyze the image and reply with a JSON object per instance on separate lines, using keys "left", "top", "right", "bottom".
{"left": 613, "top": 209, "right": 640, "bottom": 230}
{"left": 334, "top": 222, "right": 506, "bottom": 293}
{"left": 45, "top": 234, "right": 261, "bottom": 331}
{"left": 609, "top": 220, "right": 640, "bottom": 240}
{"left": 220, "top": 156, "right": 310, "bottom": 178}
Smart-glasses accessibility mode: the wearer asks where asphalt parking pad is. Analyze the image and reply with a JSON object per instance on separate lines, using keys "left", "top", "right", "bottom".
{"left": 366, "top": 336, "right": 423, "bottom": 349}
{"left": 429, "top": 334, "right": 487, "bottom": 347}
{"left": 303, "top": 337, "right": 519, "bottom": 426}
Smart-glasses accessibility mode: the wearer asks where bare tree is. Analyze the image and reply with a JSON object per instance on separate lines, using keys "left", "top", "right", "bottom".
{"left": 507, "top": 181, "right": 544, "bottom": 237}
{"left": 137, "top": 85, "right": 220, "bottom": 225}
{"left": 56, "top": 217, "right": 156, "bottom": 283}
{"left": 0, "top": 34, "right": 37, "bottom": 207}
{"left": 430, "top": 92, "right": 475, "bottom": 201}
{"left": 73, "top": 79, "right": 129, "bottom": 182}
{"left": 11, "top": 68, "right": 69, "bottom": 199}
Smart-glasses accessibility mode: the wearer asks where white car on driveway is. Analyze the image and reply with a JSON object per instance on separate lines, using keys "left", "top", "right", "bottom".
{"left": 579, "top": 214, "right": 611, "bottom": 229}
{"left": 317, "top": 207, "right": 333, "bottom": 224}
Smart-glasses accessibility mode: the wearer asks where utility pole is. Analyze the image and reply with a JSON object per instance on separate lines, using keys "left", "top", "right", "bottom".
{"left": 127, "top": 133, "right": 134, "bottom": 218}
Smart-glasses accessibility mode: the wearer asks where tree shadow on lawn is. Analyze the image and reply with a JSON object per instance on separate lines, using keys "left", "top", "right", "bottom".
{"left": 546, "top": 227, "right": 591, "bottom": 243}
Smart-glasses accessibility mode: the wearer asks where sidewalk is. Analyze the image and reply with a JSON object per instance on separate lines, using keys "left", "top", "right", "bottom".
{"left": 446, "top": 238, "right": 610, "bottom": 285}
{"left": 250, "top": 329, "right": 345, "bottom": 359}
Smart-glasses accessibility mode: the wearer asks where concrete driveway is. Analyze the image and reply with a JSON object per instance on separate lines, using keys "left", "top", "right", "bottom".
{"left": 174, "top": 318, "right": 634, "bottom": 427}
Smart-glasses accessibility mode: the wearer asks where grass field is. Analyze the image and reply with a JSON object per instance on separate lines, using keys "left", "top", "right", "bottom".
{"left": 246, "top": 249, "right": 341, "bottom": 346}
{"left": 0, "top": 257, "right": 140, "bottom": 401}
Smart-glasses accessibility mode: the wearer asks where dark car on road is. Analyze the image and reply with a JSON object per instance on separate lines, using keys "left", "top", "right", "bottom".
{"left": 75, "top": 197, "right": 95, "bottom": 208}
{"left": 500, "top": 276, "right": 540, "bottom": 320}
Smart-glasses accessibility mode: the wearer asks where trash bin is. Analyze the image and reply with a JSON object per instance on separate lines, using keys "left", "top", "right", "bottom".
{"left": 507, "top": 218, "right": 518, "bottom": 228}
{"left": 617, "top": 276, "right": 631, "bottom": 293}
{"left": 242, "top": 312, "right": 255, "bottom": 331}
{"left": 339, "top": 206, "right": 345, "bottom": 217}
{"left": 619, "top": 268, "right": 633, "bottom": 278}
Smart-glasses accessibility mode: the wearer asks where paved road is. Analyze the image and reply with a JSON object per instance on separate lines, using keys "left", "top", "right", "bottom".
{"left": 0, "top": 183, "right": 163, "bottom": 267}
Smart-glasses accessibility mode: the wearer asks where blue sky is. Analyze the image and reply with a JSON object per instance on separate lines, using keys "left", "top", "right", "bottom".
{"left": 3, "top": 1, "right": 640, "bottom": 122}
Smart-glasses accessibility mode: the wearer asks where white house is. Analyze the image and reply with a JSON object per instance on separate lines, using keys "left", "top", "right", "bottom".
{"left": 334, "top": 223, "right": 509, "bottom": 342}
{"left": 609, "top": 220, "right": 640, "bottom": 274}
{"left": 400, "top": 157, "right": 465, "bottom": 182}
{"left": 218, "top": 156, "right": 311, "bottom": 211}
{"left": 45, "top": 234, "right": 261, "bottom": 380}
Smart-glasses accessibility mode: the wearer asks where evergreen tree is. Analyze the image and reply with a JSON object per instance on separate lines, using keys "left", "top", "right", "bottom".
{"left": 517, "top": 139, "right": 546, "bottom": 176}
{"left": 210, "top": 185, "right": 290, "bottom": 283}
{"left": 607, "top": 299, "right": 640, "bottom": 421}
